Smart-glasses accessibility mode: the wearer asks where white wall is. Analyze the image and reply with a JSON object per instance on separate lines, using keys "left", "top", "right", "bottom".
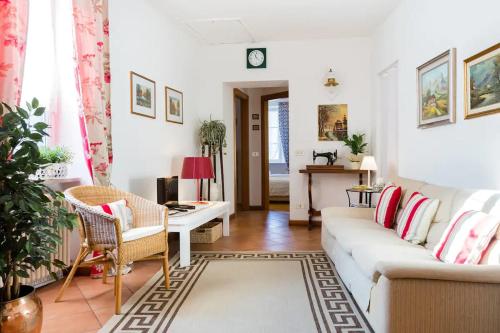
{"left": 109, "top": 0, "right": 202, "bottom": 201}
{"left": 372, "top": 0, "right": 500, "bottom": 189}
{"left": 198, "top": 38, "right": 373, "bottom": 219}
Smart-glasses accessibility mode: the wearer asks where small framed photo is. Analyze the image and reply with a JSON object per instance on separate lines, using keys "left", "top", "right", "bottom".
{"left": 130, "top": 71, "right": 156, "bottom": 118}
{"left": 165, "top": 86, "right": 183, "bottom": 124}
{"left": 417, "top": 48, "right": 456, "bottom": 128}
{"left": 252, "top": 124, "right": 260, "bottom": 131}
{"left": 464, "top": 43, "right": 500, "bottom": 119}
{"left": 252, "top": 113, "right": 259, "bottom": 120}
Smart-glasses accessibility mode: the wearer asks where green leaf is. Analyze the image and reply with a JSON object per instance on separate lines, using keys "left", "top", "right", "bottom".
{"left": 33, "top": 107, "right": 46, "bottom": 117}
{"left": 15, "top": 270, "right": 30, "bottom": 278}
{"left": 33, "top": 121, "right": 48, "bottom": 130}
{"left": 16, "top": 106, "right": 29, "bottom": 119}
{"left": 31, "top": 98, "right": 39, "bottom": 109}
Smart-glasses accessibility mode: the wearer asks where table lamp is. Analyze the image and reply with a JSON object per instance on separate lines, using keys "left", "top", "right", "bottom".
{"left": 181, "top": 157, "right": 214, "bottom": 203}
{"left": 360, "top": 156, "right": 377, "bottom": 188}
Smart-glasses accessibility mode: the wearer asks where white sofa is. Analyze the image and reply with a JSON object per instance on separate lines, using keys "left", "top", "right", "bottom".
{"left": 321, "top": 177, "right": 500, "bottom": 333}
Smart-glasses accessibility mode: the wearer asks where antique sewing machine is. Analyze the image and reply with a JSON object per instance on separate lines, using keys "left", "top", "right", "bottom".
{"left": 313, "top": 149, "right": 338, "bottom": 166}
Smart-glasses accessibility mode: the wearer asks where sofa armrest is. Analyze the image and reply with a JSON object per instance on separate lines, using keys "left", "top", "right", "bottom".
{"left": 321, "top": 206, "right": 375, "bottom": 220}
{"left": 377, "top": 260, "right": 500, "bottom": 284}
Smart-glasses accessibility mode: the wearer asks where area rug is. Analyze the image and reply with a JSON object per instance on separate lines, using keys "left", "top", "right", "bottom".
{"left": 100, "top": 252, "right": 372, "bottom": 333}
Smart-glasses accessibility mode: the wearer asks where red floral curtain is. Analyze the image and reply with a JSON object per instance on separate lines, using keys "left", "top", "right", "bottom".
{"left": 0, "top": 0, "right": 28, "bottom": 105}
{"left": 72, "top": 0, "right": 112, "bottom": 186}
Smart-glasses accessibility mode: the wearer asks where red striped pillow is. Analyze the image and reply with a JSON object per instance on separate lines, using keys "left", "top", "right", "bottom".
{"left": 433, "top": 210, "right": 500, "bottom": 264}
{"left": 374, "top": 185, "right": 402, "bottom": 228}
{"left": 396, "top": 192, "right": 439, "bottom": 244}
{"left": 93, "top": 199, "right": 133, "bottom": 232}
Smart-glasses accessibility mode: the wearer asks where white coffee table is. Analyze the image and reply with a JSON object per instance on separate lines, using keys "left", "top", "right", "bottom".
{"left": 168, "top": 201, "right": 230, "bottom": 267}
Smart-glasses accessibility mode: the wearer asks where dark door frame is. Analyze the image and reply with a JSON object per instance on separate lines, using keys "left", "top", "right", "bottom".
{"left": 261, "top": 91, "right": 289, "bottom": 210}
{"left": 233, "top": 88, "right": 250, "bottom": 211}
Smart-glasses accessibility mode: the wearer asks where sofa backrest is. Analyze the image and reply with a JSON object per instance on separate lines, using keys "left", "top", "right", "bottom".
{"left": 390, "top": 176, "right": 500, "bottom": 264}
{"left": 392, "top": 176, "right": 426, "bottom": 207}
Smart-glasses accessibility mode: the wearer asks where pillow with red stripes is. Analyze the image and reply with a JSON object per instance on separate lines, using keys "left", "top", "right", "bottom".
{"left": 93, "top": 199, "right": 133, "bottom": 232}
{"left": 396, "top": 192, "right": 439, "bottom": 244}
{"left": 374, "top": 184, "right": 402, "bottom": 228}
{"left": 433, "top": 210, "right": 500, "bottom": 264}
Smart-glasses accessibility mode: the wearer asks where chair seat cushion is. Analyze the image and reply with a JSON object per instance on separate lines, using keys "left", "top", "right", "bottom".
{"left": 122, "top": 225, "right": 165, "bottom": 242}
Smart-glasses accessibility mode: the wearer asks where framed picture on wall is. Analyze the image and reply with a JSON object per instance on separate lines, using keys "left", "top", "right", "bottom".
{"left": 464, "top": 43, "right": 500, "bottom": 119}
{"left": 130, "top": 71, "right": 156, "bottom": 118}
{"left": 165, "top": 86, "right": 183, "bottom": 124}
{"left": 416, "top": 48, "right": 456, "bottom": 128}
{"left": 318, "top": 104, "right": 348, "bottom": 141}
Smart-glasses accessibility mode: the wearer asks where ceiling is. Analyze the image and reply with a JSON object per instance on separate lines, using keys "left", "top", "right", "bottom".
{"left": 155, "top": 0, "right": 401, "bottom": 44}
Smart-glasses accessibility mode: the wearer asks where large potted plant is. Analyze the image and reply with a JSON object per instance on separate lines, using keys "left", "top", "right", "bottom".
{"left": 343, "top": 133, "right": 368, "bottom": 169}
{"left": 199, "top": 119, "right": 226, "bottom": 200}
{"left": 0, "top": 99, "right": 75, "bottom": 333}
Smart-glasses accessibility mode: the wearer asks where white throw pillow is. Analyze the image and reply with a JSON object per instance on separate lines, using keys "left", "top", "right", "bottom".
{"left": 433, "top": 210, "right": 500, "bottom": 264}
{"left": 92, "top": 199, "right": 133, "bottom": 232}
{"left": 396, "top": 192, "right": 439, "bottom": 244}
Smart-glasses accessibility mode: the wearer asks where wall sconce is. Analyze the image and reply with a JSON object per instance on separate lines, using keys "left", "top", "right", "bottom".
{"left": 324, "top": 68, "right": 339, "bottom": 87}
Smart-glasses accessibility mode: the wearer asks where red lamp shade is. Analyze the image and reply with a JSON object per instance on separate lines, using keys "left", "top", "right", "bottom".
{"left": 181, "top": 157, "right": 214, "bottom": 180}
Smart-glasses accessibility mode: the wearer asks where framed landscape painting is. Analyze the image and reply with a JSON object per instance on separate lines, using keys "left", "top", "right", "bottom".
{"left": 464, "top": 43, "right": 500, "bottom": 119}
{"left": 318, "top": 104, "right": 348, "bottom": 141}
{"left": 417, "top": 48, "right": 456, "bottom": 128}
{"left": 130, "top": 71, "right": 156, "bottom": 118}
{"left": 165, "top": 86, "right": 183, "bottom": 124}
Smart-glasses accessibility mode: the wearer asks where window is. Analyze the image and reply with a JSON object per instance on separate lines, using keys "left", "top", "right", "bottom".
{"left": 21, "top": 0, "right": 91, "bottom": 183}
{"left": 268, "top": 100, "right": 285, "bottom": 164}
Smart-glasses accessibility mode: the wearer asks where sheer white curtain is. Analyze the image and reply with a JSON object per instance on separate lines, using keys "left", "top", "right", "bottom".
{"left": 21, "top": 0, "right": 91, "bottom": 184}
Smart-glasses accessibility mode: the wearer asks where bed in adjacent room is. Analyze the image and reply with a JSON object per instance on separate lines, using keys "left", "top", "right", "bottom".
{"left": 269, "top": 173, "right": 289, "bottom": 202}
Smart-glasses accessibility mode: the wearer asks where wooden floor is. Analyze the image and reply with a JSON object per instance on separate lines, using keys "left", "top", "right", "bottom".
{"left": 38, "top": 209, "right": 321, "bottom": 332}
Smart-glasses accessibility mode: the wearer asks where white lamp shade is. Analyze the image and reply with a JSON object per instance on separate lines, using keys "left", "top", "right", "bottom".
{"left": 360, "top": 156, "right": 377, "bottom": 171}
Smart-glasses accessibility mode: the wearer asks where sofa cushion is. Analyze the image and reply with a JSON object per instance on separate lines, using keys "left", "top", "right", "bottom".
{"left": 392, "top": 176, "right": 426, "bottom": 207}
{"left": 452, "top": 189, "right": 500, "bottom": 219}
{"left": 420, "top": 184, "right": 458, "bottom": 224}
{"left": 433, "top": 210, "right": 500, "bottom": 264}
{"left": 396, "top": 192, "right": 439, "bottom": 244}
{"left": 324, "top": 217, "right": 404, "bottom": 255}
{"left": 374, "top": 185, "right": 402, "bottom": 228}
{"left": 352, "top": 241, "right": 437, "bottom": 282}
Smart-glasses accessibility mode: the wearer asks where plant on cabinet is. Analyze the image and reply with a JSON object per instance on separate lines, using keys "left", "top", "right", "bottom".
{"left": 343, "top": 133, "right": 367, "bottom": 169}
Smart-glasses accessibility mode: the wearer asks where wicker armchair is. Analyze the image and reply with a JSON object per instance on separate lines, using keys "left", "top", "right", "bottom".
{"left": 54, "top": 185, "right": 170, "bottom": 314}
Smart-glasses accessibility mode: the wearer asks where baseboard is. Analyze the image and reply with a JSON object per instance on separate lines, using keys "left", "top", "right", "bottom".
{"left": 288, "top": 219, "right": 322, "bottom": 226}
{"left": 249, "top": 205, "right": 263, "bottom": 210}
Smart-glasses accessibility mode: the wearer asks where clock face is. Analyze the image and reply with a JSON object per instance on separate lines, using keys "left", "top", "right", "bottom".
{"left": 248, "top": 50, "right": 264, "bottom": 66}
{"left": 246, "top": 48, "right": 266, "bottom": 68}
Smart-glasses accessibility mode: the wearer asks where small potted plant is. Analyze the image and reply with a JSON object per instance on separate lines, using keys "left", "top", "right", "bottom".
{"left": 37, "top": 146, "right": 73, "bottom": 179}
{"left": 343, "top": 133, "right": 367, "bottom": 169}
{"left": 0, "top": 99, "right": 76, "bottom": 333}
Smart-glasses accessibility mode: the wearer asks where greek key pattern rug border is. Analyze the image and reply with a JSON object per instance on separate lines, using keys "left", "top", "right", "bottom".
{"left": 99, "top": 252, "right": 372, "bottom": 333}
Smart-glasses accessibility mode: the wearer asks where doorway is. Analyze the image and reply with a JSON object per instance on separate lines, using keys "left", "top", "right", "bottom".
{"left": 261, "top": 91, "right": 289, "bottom": 211}
{"left": 233, "top": 89, "right": 250, "bottom": 211}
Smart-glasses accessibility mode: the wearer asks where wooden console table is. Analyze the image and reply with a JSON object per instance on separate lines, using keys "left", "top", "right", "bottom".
{"left": 299, "top": 168, "right": 364, "bottom": 230}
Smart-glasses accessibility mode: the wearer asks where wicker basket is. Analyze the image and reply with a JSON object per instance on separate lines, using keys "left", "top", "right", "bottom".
{"left": 190, "top": 221, "right": 222, "bottom": 243}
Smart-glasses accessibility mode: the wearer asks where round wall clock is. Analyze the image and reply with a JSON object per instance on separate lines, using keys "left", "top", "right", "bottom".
{"left": 246, "top": 48, "right": 266, "bottom": 69}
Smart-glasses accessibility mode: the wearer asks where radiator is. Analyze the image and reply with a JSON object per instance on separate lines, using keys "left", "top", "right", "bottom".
{"left": 21, "top": 228, "right": 72, "bottom": 288}
{"left": 21, "top": 199, "right": 73, "bottom": 288}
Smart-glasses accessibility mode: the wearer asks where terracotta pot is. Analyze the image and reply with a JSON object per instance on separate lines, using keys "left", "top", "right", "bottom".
{"left": 0, "top": 285, "right": 43, "bottom": 333}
